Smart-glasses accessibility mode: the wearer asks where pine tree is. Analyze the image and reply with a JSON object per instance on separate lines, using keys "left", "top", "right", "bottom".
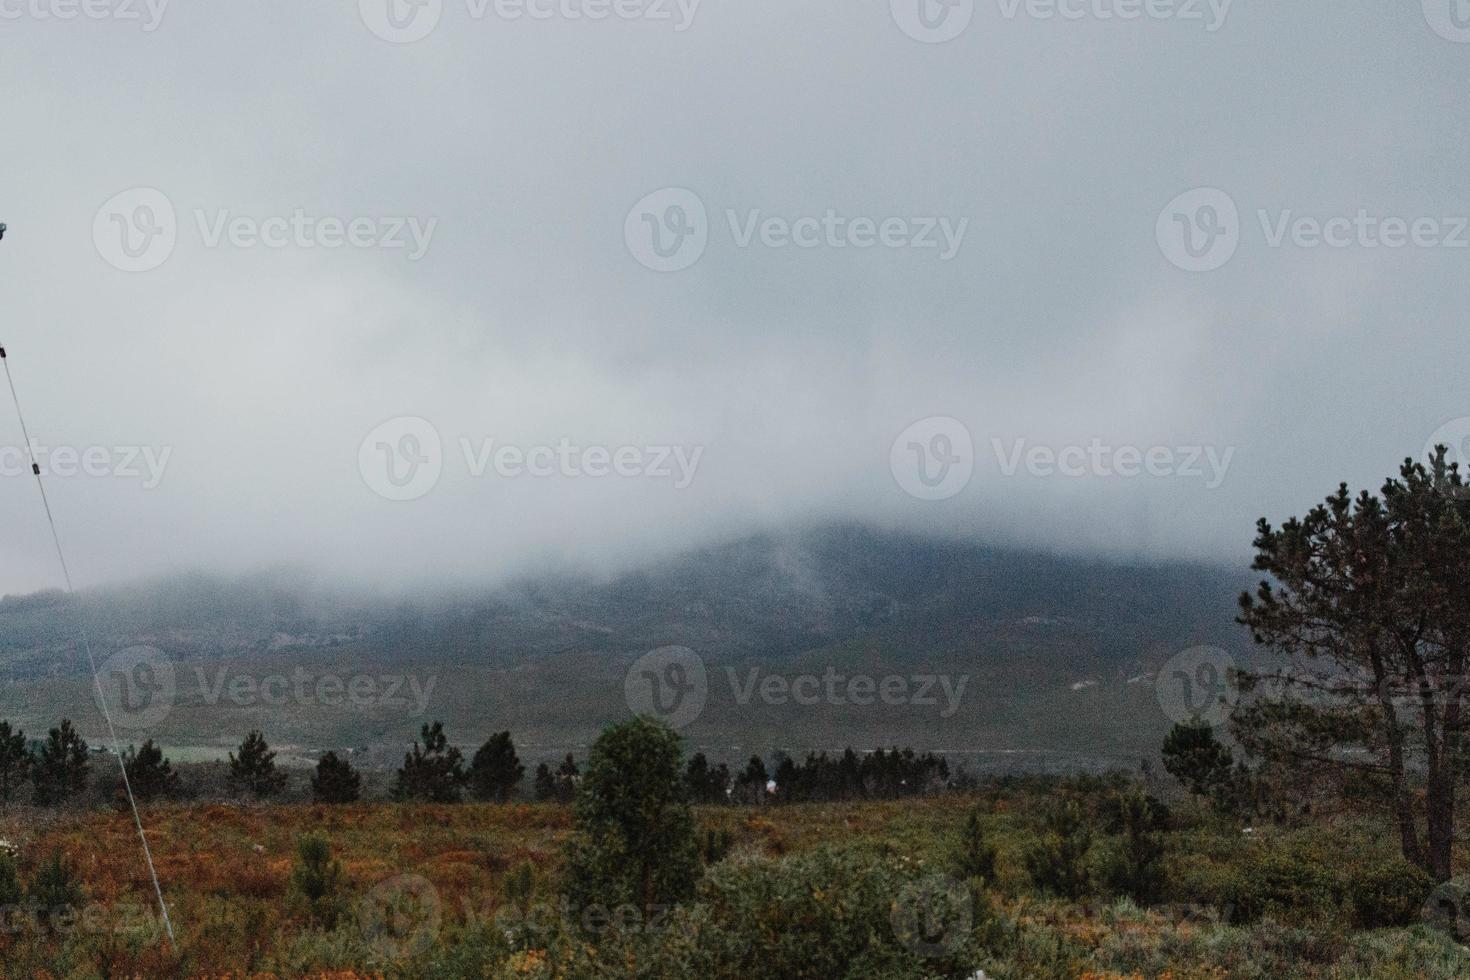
{"left": 954, "top": 809, "right": 998, "bottom": 883}
{"left": 734, "top": 755, "right": 767, "bottom": 805}
{"left": 468, "top": 731, "right": 524, "bottom": 802}
{"left": 1023, "top": 801, "right": 1094, "bottom": 899}
{"left": 0, "top": 720, "right": 30, "bottom": 804}
{"left": 32, "top": 719, "right": 89, "bottom": 806}
{"left": 554, "top": 753, "right": 579, "bottom": 803}
{"left": 533, "top": 762, "right": 556, "bottom": 802}
{"left": 391, "top": 721, "right": 465, "bottom": 803}
{"left": 564, "top": 718, "right": 700, "bottom": 923}
{"left": 122, "top": 739, "right": 178, "bottom": 803}
{"left": 290, "top": 832, "right": 343, "bottom": 927}
{"left": 311, "top": 751, "right": 362, "bottom": 804}
{"left": 229, "top": 730, "right": 287, "bottom": 799}
{"left": 1161, "top": 720, "right": 1235, "bottom": 801}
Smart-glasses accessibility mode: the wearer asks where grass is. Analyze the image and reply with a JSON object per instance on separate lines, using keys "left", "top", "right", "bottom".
{"left": 0, "top": 789, "right": 1466, "bottom": 978}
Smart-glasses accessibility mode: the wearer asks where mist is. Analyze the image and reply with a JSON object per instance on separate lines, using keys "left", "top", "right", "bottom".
{"left": 2, "top": 1, "right": 1469, "bottom": 596}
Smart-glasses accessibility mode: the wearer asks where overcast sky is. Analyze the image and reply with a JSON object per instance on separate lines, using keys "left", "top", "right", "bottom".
{"left": 1, "top": 1, "right": 1468, "bottom": 594}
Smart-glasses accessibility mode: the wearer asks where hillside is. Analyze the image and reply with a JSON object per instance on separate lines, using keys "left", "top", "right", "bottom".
{"left": 0, "top": 526, "right": 1253, "bottom": 770}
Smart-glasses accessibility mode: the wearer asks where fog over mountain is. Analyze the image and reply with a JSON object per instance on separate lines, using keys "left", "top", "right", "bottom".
{"left": 3, "top": 3, "right": 1469, "bottom": 595}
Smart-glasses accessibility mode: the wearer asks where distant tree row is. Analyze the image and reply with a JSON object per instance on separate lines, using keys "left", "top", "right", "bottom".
{"left": 686, "top": 746, "right": 951, "bottom": 805}
{"left": 0, "top": 717, "right": 960, "bottom": 809}
{"left": 0, "top": 719, "right": 95, "bottom": 806}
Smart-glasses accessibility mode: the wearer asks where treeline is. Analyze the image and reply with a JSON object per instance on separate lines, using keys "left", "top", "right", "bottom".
{"left": 0, "top": 717, "right": 961, "bottom": 808}
{"left": 687, "top": 747, "right": 952, "bottom": 804}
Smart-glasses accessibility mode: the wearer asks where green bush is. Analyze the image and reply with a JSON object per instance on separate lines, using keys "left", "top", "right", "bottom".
{"left": 1347, "top": 858, "right": 1433, "bottom": 929}
{"left": 700, "top": 827, "right": 734, "bottom": 865}
{"left": 0, "top": 851, "right": 20, "bottom": 907}
{"left": 1023, "top": 802, "right": 1094, "bottom": 899}
{"left": 27, "top": 850, "right": 83, "bottom": 933}
{"left": 289, "top": 832, "right": 343, "bottom": 927}
{"left": 954, "top": 810, "right": 998, "bottom": 884}
{"left": 617, "top": 848, "right": 992, "bottom": 980}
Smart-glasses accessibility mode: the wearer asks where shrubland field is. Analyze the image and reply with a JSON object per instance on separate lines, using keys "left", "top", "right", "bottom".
{"left": 1, "top": 778, "right": 1466, "bottom": 979}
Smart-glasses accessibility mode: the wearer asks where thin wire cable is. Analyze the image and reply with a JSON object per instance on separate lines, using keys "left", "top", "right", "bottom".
{"left": 1, "top": 349, "right": 176, "bottom": 949}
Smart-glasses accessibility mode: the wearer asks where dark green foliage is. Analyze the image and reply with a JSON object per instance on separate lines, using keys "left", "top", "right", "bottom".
{"left": 564, "top": 717, "right": 701, "bottom": 922}
{"left": 0, "top": 852, "right": 20, "bottom": 907}
{"left": 503, "top": 860, "right": 536, "bottom": 917}
{"left": 122, "top": 739, "right": 178, "bottom": 803}
{"left": 311, "top": 751, "right": 362, "bottom": 804}
{"left": 954, "top": 809, "right": 997, "bottom": 883}
{"left": 392, "top": 721, "right": 466, "bottom": 803}
{"left": 641, "top": 849, "right": 992, "bottom": 980}
{"left": 1098, "top": 790, "right": 1168, "bottom": 904}
{"left": 1226, "top": 848, "right": 1341, "bottom": 925}
{"left": 533, "top": 762, "right": 556, "bottom": 802}
{"left": 229, "top": 730, "right": 287, "bottom": 799}
{"left": 27, "top": 850, "right": 82, "bottom": 933}
{"left": 733, "top": 756, "right": 767, "bottom": 804}
{"left": 1346, "top": 858, "right": 1433, "bottom": 928}
{"left": 31, "top": 719, "right": 89, "bottom": 806}
{"left": 700, "top": 827, "right": 734, "bottom": 865}
{"left": 554, "top": 753, "right": 579, "bottom": 803}
{"left": 468, "top": 731, "right": 524, "bottom": 803}
{"left": 1023, "top": 801, "right": 1094, "bottom": 899}
{"left": 290, "top": 832, "right": 343, "bottom": 927}
{"left": 684, "top": 752, "right": 731, "bottom": 804}
{"left": 1161, "top": 720, "right": 1234, "bottom": 802}
{"left": 0, "top": 720, "right": 29, "bottom": 804}
{"left": 1236, "top": 450, "right": 1470, "bottom": 881}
